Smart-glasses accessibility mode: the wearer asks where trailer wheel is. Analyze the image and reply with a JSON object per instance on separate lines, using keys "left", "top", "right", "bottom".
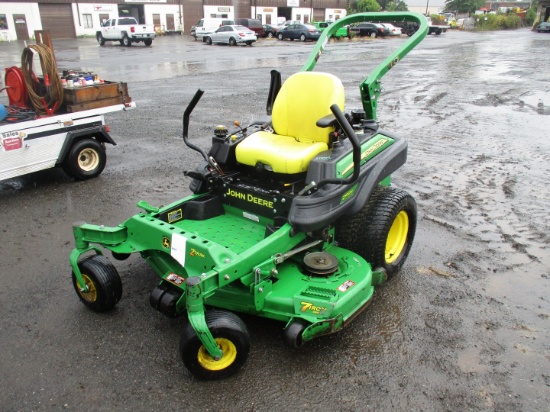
{"left": 97, "top": 33, "right": 105, "bottom": 46}
{"left": 122, "top": 35, "right": 132, "bottom": 47}
{"left": 180, "top": 310, "right": 250, "bottom": 380}
{"left": 63, "top": 139, "right": 107, "bottom": 180}
{"left": 72, "top": 255, "right": 122, "bottom": 312}
{"left": 336, "top": 186, "right": 417, "bottom": 277}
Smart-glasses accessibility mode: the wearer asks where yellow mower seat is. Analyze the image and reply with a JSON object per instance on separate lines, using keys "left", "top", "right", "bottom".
{"left": 235, "top": 71, "right": 345, "bottom": 174}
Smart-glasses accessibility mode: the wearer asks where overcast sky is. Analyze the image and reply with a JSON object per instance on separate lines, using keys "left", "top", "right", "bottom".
{"left": 406, "top": 0, "right": 446, "bottom": 7}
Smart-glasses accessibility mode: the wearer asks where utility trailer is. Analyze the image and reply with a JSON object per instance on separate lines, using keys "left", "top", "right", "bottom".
{"left": 0, "top": 102, "right": 135, "bottom": 182}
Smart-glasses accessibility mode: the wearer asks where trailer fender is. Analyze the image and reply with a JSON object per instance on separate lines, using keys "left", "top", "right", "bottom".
{"left": 56, "top": 125, "right": 115, "bottom": 166}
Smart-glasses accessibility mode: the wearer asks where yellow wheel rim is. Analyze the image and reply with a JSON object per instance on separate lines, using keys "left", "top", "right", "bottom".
{"left": 78, "top": 148, "right": 100, "bottom": 172}
{"left": 77, "top": 274, "right": 97, "bottom": 303}
{"left": 385, "top": 210, "right": 409, "bottom": 264}
{"left": 197, "top": 338, "right": 237, "bottom": 371}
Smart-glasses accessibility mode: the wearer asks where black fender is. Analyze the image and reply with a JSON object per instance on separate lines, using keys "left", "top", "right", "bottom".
{"left": 56, "top": 125, "right": 115, "bottom": 166}
{"left": 288, "top": 128, "right": 407, "bottom": 232}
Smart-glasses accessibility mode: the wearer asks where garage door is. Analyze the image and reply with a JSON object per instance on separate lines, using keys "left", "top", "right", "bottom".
{"left": 38, "top": 4, "right": 75, "bottom": 39}
{"left": 183, "top": 0, "right": 203, "bottom": 35}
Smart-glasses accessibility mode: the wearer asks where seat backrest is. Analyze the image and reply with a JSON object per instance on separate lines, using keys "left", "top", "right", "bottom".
{"left": 272, "top": 72, "right": 345, "bottom": 144}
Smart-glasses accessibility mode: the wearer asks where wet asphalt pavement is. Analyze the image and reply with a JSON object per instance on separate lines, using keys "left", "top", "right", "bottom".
{"left": 1, "top": 29, "right": 549, "bottom": 411}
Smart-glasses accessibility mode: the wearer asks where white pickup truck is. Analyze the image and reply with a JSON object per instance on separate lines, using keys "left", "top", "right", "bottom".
{"left": 97, "top": 17, "right": 156, "bottom": 47}
{"left": 1, "top": 102, "right": 135, "bottom": 182}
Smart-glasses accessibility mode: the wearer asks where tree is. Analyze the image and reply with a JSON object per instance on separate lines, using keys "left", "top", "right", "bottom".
{"left": 354, "top": 0, "right": 382, "bottom": 13}
{"left": 444, "top": 0, "right": 485, "bottom": 14}
{"left": 387, "top": 1, "right": 409, "bottom": 11}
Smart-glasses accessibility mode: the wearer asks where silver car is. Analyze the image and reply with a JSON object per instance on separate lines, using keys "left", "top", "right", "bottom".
{"left": 381, "top": 23, "right": 402, "bottom": 36}
{"left": 204, "top": 25, "right": 257, "bottom": 46}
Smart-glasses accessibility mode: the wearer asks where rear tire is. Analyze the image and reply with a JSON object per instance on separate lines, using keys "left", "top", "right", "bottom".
{"left": 180, "top": 310, "right": 250, "bottom": 380}
{"left": 229, "top": 37, "right": 237, "bottom": 46}
{"left": 144, "top": 39, "right": 152, "bottom": 46}
{"left": 267, "top": 32, "right": 274, "bottom": 38}
{"left": 300, "top": 34, "right": 306, "bottom": 42}
{"left": 63, "top": 138, "right": 106, "bottom": 180}
{"left": 370, "top": 31, "right": 377, "bottom": 38}
{"left": 336, "top": 186, "right": 417, "bottom": 277}
{"left": 122, "top": 35, "right": 132, "bottom": 46}
{"left": 72, "top": 255, "right": 122, "bottom": 312}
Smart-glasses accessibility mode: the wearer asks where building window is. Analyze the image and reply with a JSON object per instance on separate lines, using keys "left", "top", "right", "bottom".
{"left": 0, "top": 14, "right": 9, "bottom": 30}
{"left": 83, "top": 14, "right": 93, "bottom": 29}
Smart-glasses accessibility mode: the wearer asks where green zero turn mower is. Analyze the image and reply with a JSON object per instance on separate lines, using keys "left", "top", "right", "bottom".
{"left": 69, "top": 13, "right": 428, "bottom": 380}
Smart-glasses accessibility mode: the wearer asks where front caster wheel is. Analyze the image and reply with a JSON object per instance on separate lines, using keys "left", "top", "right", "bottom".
{"left": 72, "top": 255, "right": 122, "bottom": 312}
{"left": 180, "top": 310, "right": 250, "bottom": 380}
{"left": 284, "top": 319, "right": 308, "bottom": 348}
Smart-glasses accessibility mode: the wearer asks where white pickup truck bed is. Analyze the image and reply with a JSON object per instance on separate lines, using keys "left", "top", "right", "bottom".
{"left": 1, "top": 102, "right": 135, "bottom": 182}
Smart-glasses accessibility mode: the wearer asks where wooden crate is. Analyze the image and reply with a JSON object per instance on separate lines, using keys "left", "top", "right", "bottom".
{"left": 63, "top": 81, "right": 131, "bottom": 112}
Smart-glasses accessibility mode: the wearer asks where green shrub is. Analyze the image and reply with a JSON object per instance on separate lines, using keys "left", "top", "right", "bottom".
{"left": 475, "top": 13, "right": 522, "bottom": 30}
{"left": 525, "top": 8, "right": 536, "bottom": 26}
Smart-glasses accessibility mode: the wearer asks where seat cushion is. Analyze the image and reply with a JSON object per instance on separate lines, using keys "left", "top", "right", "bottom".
{"left": 235, "top": 131, "right": 328, "bottom": 174}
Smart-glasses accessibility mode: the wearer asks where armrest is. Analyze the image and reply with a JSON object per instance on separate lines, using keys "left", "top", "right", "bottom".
{"left": 316, "top": 114, "right": 338, "bottom": 128}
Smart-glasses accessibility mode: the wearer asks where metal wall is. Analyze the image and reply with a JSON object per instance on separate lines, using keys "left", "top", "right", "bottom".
{"left": 183, "top": 0, "right": 204, "bottom": 35}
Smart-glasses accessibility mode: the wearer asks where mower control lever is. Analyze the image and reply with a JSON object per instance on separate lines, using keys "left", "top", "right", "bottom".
{"left": 183, "top": 89, "right": 226, "bottom": 175}
{"left": 303, "top": 105, "right": 361, "bottom": 194}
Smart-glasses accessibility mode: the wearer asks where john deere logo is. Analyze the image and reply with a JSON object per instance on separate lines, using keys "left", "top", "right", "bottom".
{"left": 162, "top": 237, "right": 170, "bottom": 249}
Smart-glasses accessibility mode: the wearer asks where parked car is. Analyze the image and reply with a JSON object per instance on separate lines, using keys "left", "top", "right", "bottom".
{"left": 536, "top": 22, "right": 550, "bottom": 33}
{"left": 278, "top": 20, "right": 301, "bottom": 30}
{"left": 311, "top": 21, "right": 350, "bottom": 39}
{"left": 349, "top": 22, "right": 388, "bottom": 38}
{"left": 204, "top": 25, "right": 257, "bottom": 46}
{"left": 263, "top": 24, "right": 279, "bottom": 38}
{"left": 97, "top": 17, "right": 155, "bottom": 47}
{"left": 277, "top": 24, "right": 321, "bottom": 42}
{"left": 381, "top": 23, "right": 402, "bottom": 36}
{"left": 193, "top": 18, "right": 234, "bottom": 41}
{"left": 235, "top": 18, "right": 265, "bottom": 37}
